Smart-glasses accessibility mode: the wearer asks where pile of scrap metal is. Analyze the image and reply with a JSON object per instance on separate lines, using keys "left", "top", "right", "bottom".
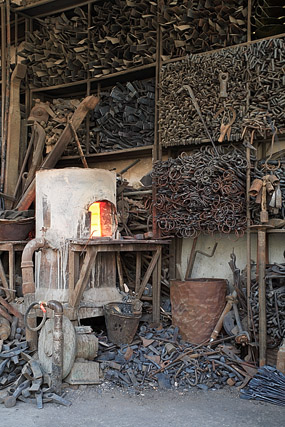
{"left": 0, "top": 296, "right": 24, "bottom": 343}
{"left": 0, "top": 340, "right": 71, "bottom": 409}
{"left": 117, "top": 173, "right": 152, "bottom": 237}
{"left": 26, "top": 98, "right": 87, "bottom": 157}
{"left": 160, "top": 37, "right": 284, "bottom": 148}
{"left": 20, "top": 2, "right": 157, "bottom": 86}
{"left": 251, "top": 1, "right": 285, "bottom": 43}
{"left": 96, "top": 324, "right": 257, "bottom": 391}
{"left": 250, "top": 263, "right": 285, "bottom": 348}
{"left": 0, "top": 297, "right": 71, "bottom": 408}
{"left": 91, "top": 79, "right": 155, "bottom": 152}
{"left": 160, "top": 0, "right": 247, "bottom": 59}
{"left": 240, "top": 365, "right": 285, "bottom": 406}
{"left": 153, "top": 145, "right": 247, "bottom": 238}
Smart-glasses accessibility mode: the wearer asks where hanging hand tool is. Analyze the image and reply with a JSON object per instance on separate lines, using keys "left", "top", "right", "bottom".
{"left": 219, "top": 72, "right": 229, "bottom": 98}
{"left": 214, "top": 106, "right": 236, "bottom": 142}
{"left": 178, "top": 85, "right": 218, "bottom": 155}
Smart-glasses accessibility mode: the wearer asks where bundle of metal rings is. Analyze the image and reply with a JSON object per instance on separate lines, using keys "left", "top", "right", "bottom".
{"left": 153, "top": 145, "right": 247, "bottom": 238}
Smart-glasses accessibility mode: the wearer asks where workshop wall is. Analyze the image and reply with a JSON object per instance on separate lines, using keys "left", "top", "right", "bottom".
{"left": 181, "top": 234, "right": 285, "bottom": 283}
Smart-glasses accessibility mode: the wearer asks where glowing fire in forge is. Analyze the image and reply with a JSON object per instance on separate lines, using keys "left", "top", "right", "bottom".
{"left": 88, "top": 201, "right": 113, "bottom": 238}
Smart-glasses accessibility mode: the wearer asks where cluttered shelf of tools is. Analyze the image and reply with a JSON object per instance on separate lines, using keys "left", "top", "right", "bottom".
{"left": 28, "top": 63, "right": 156, "bottom": 97}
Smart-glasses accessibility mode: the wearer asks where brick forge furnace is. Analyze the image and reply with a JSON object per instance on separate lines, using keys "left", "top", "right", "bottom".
{"left": 34, "top": 167, "right": 122, "bottom": 318}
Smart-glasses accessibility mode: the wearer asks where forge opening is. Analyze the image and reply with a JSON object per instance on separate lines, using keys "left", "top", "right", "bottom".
{"left": 88, "top": 200, "right": 115, "bottom": 238}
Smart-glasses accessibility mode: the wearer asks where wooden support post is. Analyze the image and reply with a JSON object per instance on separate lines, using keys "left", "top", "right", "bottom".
{"left": 116, "top": 253, "right": 124, "bottom": 292}
{"left": 69, "top": 247, "right": 98, "bottom": 308}
{"left": 135, "top": 252, "right": 142, "bottom": 294}
{"left": 8, "top": 243, "right": 14, "bottom": 299}
{"left": 4, "top": 64, "right": 27, "bottom": 207}
{"left": 137, "top": 248, "right": 160, "bottom": 300}
{"left": 0, "top": 258, "right": 11, "bottom": 301}
{"left": 258, "top": 228, "right": 267, "bottom": 367}
{"left": 152, "top": 247, "right": 162, "bottom": 326}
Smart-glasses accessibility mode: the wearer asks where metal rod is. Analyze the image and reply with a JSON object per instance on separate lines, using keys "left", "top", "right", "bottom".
{"left": 119, "top": 159, "right": 140, "bottom": 175}
{"left": 258, "top": 228, "right": 267, "bottom": 367}
{"left": 247, "top": 0, "right": 252, "bottom": 42}
{"left": 246, "top": 142, "right": 252, "bottom": 332}
{"left": 185, "top": 237, "right": 198, "bottom": 280}
{"left": 0, "top": 4, "right": 7, "bottom": 199}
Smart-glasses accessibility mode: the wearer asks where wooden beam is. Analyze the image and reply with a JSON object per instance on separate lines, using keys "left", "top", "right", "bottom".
{"left": 135, "top": 252, "right": 142, "bottom": 294}
{"left": 69, "top": 247, "right": 98, "bottom": 308}
{"left": 137, "top": 248, "right": 160, "bottom": 300}
{"left": 16, "top": 95, "right": 99, "bottom": 211}
{"left": 4, "top": 64, "right": 27, "bottom": 208}
{"left": 116, "top": 253, "right": 124, "bottom": 292}
{"left": 0, "top": 258, "right": 12, "bottom": 301}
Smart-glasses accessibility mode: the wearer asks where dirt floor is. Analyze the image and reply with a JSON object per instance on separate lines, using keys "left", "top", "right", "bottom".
{"left": 1, "top": 383, "right": 284, "bottom": 427}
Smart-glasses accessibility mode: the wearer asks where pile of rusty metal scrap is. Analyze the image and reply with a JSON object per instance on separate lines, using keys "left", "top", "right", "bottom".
{"left": 91, "top": 79, "right": 155, "bottom": 152}
{"left": 96, "top": 324, "right": 256, "bottom": 390}
{"left": 89, "top": 1, "right": 157, "bottom": 77}
{"left": 117, "top": 176, "right": 152, "bottom": 237}
{"left": 243, "top": 37, "right": 285, "bottom": 136}
{"left": 153, "top": 145, "right": 247, "bottom": 238}
{"left": 250, "top": 263, "right": 285, "bottom": 348}
{"left": 0, "top": 340, "right": 71, "bottom": 408}
{"left": 29, "top": 98, "right": 87, "bottom": 156}
{"left": 160, "top": 0, "right": 247, "bottom": 59}
{"left": 160, "top": 45, "right": 247, "bottom": 146}
{"left": 160, "top": 37, "right": 284, "bottom": 148}
{"left": 0, "top": 297, "right": 24, "bottom": 343}
{"left": 251, "top": 0, "right": 285, "bottom": 39}
{"left": 19, "top": 9, "right": 88, "bottom": 87}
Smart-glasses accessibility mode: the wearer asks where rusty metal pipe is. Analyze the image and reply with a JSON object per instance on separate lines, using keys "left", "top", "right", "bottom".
{"left": 21, "top": 238, "right": 45, "bottom": 295}
{"left": 21, "top": 238, "right": 45, "bottom": 351}
{"left": 47, "top": 300, "right": 63, "bottom": 395}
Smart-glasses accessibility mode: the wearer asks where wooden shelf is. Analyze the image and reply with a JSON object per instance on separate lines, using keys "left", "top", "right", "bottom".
{"left": 161, "top": 32, "right": 285, "bottom": 67}
{"left": 13, "top": 0, "right": 93, "bottom": 18}
{"left": 251, "top": 228, "right": 285, "bottom": 234}
{"left": 29, "top": 63, "right": 156, "bottom": 97}
{"left": 57, "top": 145, "right": 154, "bottom": 167}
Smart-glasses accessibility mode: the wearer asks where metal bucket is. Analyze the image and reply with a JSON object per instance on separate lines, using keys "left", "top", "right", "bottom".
{"left": 104, "top": 302, "right": 141, "bottom": 345}
{"left": 170, "top": 279, "right": 227, "bottom": 344}
{"left": 0, "top": 217, "right": 34, "bottom": 241}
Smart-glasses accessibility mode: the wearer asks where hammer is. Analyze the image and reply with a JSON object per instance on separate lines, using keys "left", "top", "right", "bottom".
{"left": 178, "top": 85, "right": 218, "bottom": 156}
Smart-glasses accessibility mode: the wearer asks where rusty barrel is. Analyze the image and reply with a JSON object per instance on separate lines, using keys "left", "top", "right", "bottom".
{"left": 170, "top": 279, "right": 227, "bottom": 344}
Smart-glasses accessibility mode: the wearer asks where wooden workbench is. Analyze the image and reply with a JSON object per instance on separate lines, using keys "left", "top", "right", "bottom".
{"left": 67, "top": 238, "right": 170, "bottom": 325}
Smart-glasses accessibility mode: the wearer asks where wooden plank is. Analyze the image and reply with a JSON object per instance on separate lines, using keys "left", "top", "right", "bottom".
{"left": 4, "top": 64, "right": 27, "bottom": 208}
{"left": 135, "top": 252, "right": 141, "bottom": 294}
{"left": 137, "top": 248, "right": 160, "bottom": 300}
{"left": 0, "top": 258, "right": 11, "bottom": 301}
{"left": 8, "top": 243, "right": 15, "bottom": 299}
{"left": 152, "top": 247, "right": 162, "bottom": 325}
{"left": 69, "top": 247, "right": 98, "bottom": 308}
{"left": 16, "top": 95, "right": 99, "bottom": 211}
{"left": 116, "top": 253, "right": 124, "bottom": 292}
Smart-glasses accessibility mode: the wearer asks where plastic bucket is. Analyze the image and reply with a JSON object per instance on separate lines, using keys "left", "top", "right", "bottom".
{"left": 104, "top": 302, "right": 142, "bottom": 345}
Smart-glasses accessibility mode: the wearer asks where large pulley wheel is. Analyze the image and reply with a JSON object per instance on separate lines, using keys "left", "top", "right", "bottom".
{"left": 38, "top": 315, "right": 77, "bottom": 379}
